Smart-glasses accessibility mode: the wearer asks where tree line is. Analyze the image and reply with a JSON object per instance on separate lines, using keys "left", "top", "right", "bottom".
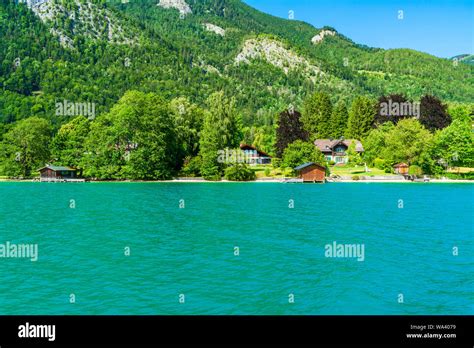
{"left": 275, "top": 92, "right": 473, "bottom": 175}
{"left": 0, "top": 88, "right": 472, "bottom": 180}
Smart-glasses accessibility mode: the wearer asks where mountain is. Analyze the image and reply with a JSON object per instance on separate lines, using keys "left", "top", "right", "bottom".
{"left": 450, "top": 54, "right": 474, "bottom": 66}
{"left": 1, "top": 0, "right": 473, "bottom": 130}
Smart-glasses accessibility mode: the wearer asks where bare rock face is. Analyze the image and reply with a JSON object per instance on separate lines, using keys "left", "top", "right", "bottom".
{"left": 21, "top": 0, "right": 135, "bottom": 49}
{"left": 311, "top": 30, "right": 336, "bottom": 44}
{"left": 235, "top": 38, "right": 323, "bottom": 81}
{"left": 157, "top": 0, "right": 192, "bottom": 16}
{"left": 49, "top": 28, "right": 74, "bottom": 50}
{"left": 203, "top": 23, "right": 225, "bottom": 36}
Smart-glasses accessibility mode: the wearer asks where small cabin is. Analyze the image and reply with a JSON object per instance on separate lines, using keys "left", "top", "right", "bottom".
{"left": 393, "top": 163, "right": 409, "bottom": 175}
{"left": 294, "top": 162, "right": 326, "bottom": 183}
{"left": 39, "top": 165, "right": 77, "bottom": 182}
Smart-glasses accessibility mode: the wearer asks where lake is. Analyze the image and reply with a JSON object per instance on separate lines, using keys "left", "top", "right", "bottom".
{"left": 0, "top": 182, "right": 472, "bottom": 315}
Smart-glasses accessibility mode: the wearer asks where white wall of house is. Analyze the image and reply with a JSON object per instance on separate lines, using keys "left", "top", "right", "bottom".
{"left": 325, "top": 155, "right": 348, "bottom": 164}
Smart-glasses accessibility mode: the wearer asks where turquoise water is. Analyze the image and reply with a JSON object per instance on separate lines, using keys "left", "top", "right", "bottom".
{"left": 0, "top": 182, "right": 472, "bottom": 315}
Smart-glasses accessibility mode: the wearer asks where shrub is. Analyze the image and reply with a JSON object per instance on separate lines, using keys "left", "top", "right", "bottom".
{"left": 328, "top": 160, "right": 336, "bottom": 166}
{"left": 408, "top": 165, "right": 423, "bottom": 176}
{"left": 374, "top": 158, "right": 385, "bottom": 170}
{"left": 271, "top": 158, "right": 281, "bottom": 168}
{"left": 282, "top": 140, "right": 325, "bottom": 169}
{"left": 224, "top": 164, "right": 256, "bottom": 181}
{"left": 264, "top": 167, "right": 271, "bottom": 176}
{"left": 445, "top": 172, "right": 474, "bottom": 180}
{"left": 180, "top": 156, "right": 202, "bottom": 177}
{"left": 352, "top": 175, "right": 360, "bottom": 181}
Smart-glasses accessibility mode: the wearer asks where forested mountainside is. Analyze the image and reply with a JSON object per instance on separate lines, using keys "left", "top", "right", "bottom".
{"left": 0, "top": 0, "right": 472, "bottom": 180}
{"left": 1, "top": 0, "right": 472, "bottom": 129}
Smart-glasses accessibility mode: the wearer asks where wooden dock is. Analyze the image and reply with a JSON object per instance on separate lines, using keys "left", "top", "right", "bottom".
{"left": 40, "top": 178, "right": 86, "bottom": 183}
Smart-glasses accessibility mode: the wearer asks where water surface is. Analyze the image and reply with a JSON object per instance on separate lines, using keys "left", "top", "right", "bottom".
{"left": 0, "top": 182, "right": 472, "bottom": 315}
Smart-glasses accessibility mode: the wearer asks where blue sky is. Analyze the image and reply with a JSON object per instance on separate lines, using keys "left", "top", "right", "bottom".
{"left": 243, "top": 0, "right": 474, "bottom": 58}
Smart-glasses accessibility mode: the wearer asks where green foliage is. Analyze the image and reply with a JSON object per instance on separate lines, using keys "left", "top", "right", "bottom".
{"left": 271, "top": 157, "right": 281, "bottom": 168}
{"left": 82, "top": 91, "right": 178, "bottom": 180}
{"left": 330, "top": 102, "right": 348, "bottom": 138}
{"left": 444, "top": 172, "right": 474, "bottom": 180}
{"left": 381, "top": 119, "right": 433, "bottom": 169}
{"left": 346, "top": 96, "right": 377, "bottom": 139}
{"left": 170, "top": 97, "right": 205, "bottom": 159}
{"left": 408, "top": 165, "right": 423, "bottom": 176}
{"left": 362, "top": 122, "right": 394, "bottom": 166}
{"left": 374, "top": 158, "right": 386, "bottom": 170}
{"left": 282, "top": 140, "right": 325, "bottom": 169}
{"left": 50, "top": 116, "right": 90, "bottom": 168}
{"left": 199, "top": 91, "right": 241, "bottom": 180}
{"left": 363, "top": 119, "right": 437, "bottom": 173}
{"left": 206, "top": 91, "right": 241, "bottom": 149}
{"left": 199, "top": 114, "right": 221, "bottom": 180}
{"left": 244, "top": 125, "right": 275, "bottom": 157}
{"left": 0, "top": 117, "right": 51, "bottom": 177}
{"left": 180, "top": 156, "right": 202, "bottom": 177}
{"left": 302, "top": 92, "right": 333, "bottom": 139}
{"left": 1, "top": 0, "right": 473, "bottom": 137}
{"left": 448, "top": 104, "right": 473, "bottom": 123}
{"left": 224, "top": 164, "right": 256, "bottom": 181}
{"left": 0, "top": 0, "right": 473, "bottom": 180}
{"left": 347, "top": 141, "right": 363, "bottom": 165}
{"left": 432, "top": 119, "right": 474, "bottom": 168}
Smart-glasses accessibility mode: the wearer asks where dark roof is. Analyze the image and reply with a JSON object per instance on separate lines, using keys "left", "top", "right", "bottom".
{"left": 239, "top": 144, "right": 272, "bottom": 158}
{"left": 314, "top": 139, "right": 364, "bottom": 152}
{"left": 294, "top": 162, "right": 326, "bottom": 171}
{"left": 38, "top": 165, "right": 77, "bottom": 172}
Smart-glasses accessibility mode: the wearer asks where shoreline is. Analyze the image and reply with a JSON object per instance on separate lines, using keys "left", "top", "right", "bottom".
{"left": 0, "top": 178, "right": 472, "bottom": 184}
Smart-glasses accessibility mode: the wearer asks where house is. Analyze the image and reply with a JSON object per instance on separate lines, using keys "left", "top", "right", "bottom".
{"left": 314, "top": 138, "right": 364, "bottom": 165}
{"left": 294, "top": 162, "right": 326, "bottom": 182}
{"left": 239, "top": 144, "right": 272, "bottom": 165}
{"left": 38, "top": 165, "right": 78, "bottom": 182}
{"left": 393, "top": 163, "right": 409, "bottom": 175}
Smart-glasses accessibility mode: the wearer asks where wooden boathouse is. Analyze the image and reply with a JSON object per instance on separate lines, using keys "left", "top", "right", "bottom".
{"left": 294, "top": 162, "right": 326, "bottom": 183}
{"left": 38, "top": 165, "right": 83, "bottom": 182}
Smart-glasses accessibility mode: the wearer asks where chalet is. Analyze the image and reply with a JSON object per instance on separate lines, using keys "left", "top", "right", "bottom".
{"left": 38, "top": 165, "right": 78, "bottom": 182}
{"left": 314, "top": 138, "right": 364, "bottom": 165}
{"left": 239, "top": 144, "right": 272, "bottom": 165}
{"left": 393, "top": 163, "right": 409, "bottom": 175}
{"left": 294, "top": 162, "right": 326, "bottom": 182}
